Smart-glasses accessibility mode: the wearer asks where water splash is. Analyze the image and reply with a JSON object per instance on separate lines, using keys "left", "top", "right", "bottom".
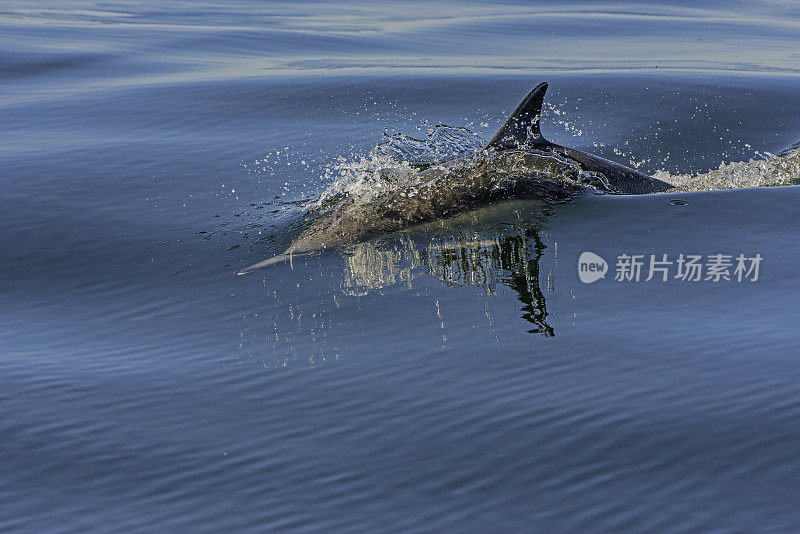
{"left": 317, "top": 124, "right": 486, "bottom": 206}
{"left": 373, "top": 124, "right": 487, "bottom": 165}
{"left": 317, "top": 153, "right": 419, "bottom": 205}
{"left": 655, "top": 145, "right": 800, "bottom": 192}
{"left": 321, "top": 123, "right": 800, "bottom": 207}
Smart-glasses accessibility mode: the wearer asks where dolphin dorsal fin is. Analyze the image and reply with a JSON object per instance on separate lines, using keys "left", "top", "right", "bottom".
{"left": 485, "top": 82, "right": 550, "bottom": 150}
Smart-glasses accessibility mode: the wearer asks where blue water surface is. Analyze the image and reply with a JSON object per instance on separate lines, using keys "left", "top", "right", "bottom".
{"left": 2, "top": 1, "right": 800, "bottom": 532}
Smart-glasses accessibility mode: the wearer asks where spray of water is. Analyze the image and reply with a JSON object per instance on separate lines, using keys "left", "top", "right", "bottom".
{"left": 655, "top": 145, "right": 800, "bottom": 192}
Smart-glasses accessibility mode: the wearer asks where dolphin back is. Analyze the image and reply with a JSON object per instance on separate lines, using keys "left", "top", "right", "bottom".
{"left": 485, "top": 81, "right": 672, "bottom": 194}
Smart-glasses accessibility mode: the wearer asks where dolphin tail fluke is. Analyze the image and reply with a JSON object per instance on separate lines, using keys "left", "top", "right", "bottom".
{"left": 236, "top": 251, "right": 313, "bottom": 275}
{"left": 486, "top": 81, "right": 551, "bottom": 151}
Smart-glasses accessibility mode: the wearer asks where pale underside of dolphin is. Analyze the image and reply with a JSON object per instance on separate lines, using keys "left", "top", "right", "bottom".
{"left": 237, "top": 82, "right": 672, "bottom": 275}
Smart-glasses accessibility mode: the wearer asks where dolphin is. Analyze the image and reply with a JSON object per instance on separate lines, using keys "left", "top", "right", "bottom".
{"left": 237, "top": 82, "right": 672, "bottom": 275}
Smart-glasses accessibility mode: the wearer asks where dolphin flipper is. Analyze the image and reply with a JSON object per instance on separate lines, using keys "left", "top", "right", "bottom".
{"left": 485, "top": 82, "right": 551, "bottom": 150}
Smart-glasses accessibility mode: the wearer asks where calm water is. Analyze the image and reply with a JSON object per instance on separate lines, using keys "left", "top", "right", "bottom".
{"left": 2, "top": 1, "right": 800, "bottom": 532}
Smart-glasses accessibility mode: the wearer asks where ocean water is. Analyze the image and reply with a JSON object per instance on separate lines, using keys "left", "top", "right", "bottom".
{"left": 2, "top": 1, "right": 800, "bottom": 532}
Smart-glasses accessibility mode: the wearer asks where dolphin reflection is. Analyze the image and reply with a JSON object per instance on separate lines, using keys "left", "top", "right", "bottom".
{"left": 339, "top": 206, "right": 555, "bottom": 336}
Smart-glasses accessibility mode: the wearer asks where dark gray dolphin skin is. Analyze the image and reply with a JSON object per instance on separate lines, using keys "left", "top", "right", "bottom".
{"left": 237, "top": 82, "right": 672, "bottom": 274}
{"left": 486, "top": 82, "right": 673, "bottom": 195}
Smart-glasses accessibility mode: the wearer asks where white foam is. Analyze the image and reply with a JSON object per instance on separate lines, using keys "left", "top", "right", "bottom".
{"left": 654, "top": 146, "right": 800, "bottom": 192}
